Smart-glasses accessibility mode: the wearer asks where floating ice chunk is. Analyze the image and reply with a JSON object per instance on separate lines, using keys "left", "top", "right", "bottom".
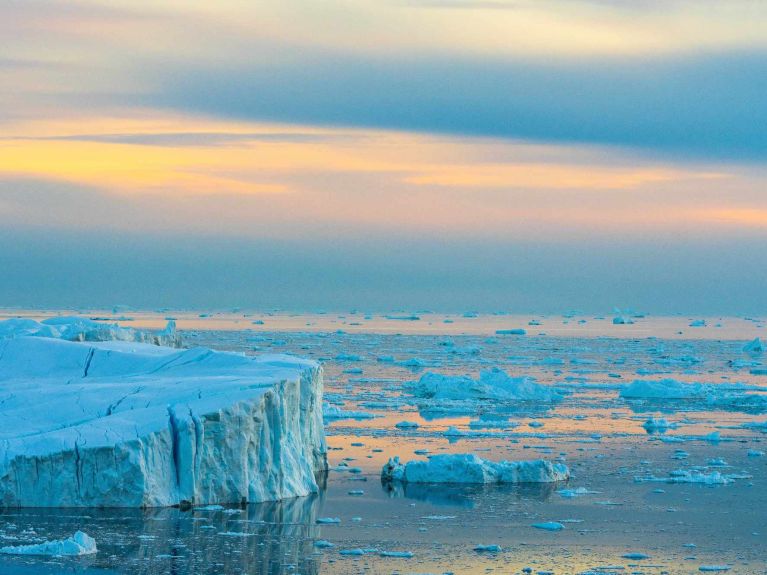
{"left": 395, "top": 421, "right": 420, "bottom": 429}
{"left": 622, "top": 553, "right": 650, "bottom": 560}
{"left": 699, "top": 566, "right": 730, "bottom": 572}
{"left": 314, "top": 540, "right": 335, "bottom": 548}
{"left": 742, "top": 338, "right": 763, "bottom": 354}
{"left": 379, "top": 550, "right": 414, "bottom": 558}
{"left": 747, "top": 449, "right": 764, "bottom": 457}
{"left": 381, "top": 454, "right": 569, "bottom": 484}
{"left": 531, "top": 522, "right": 564, "bottom": 531}
{"left": 689, "top": 319, "right": 707, "bottom": 327}
{"left": 474, "top": 544, "right": 501, "bottom": 552}
{"left": 0, "top": 337, "right": 326, "bottom": 507}
{"left": 635, "top": 470, "right": 749, "bottom": 485}
{"left": 557, "top": 487, "right": 598, "bottom": 498}
{"left": 621, "top": 379, "right": 708, "bottom": 400}
{"left": 316, "top": 517, "right": 341, "bottom": 524}
{"left": 409, "top": 368, "right": 561, "bottom": 402}
{"left": 643, "top": 417, "right": 674, "bottom": 433}
{"left": 323, "top": 403, "right": 377, "bottom": 421}
{"left": 0, "top": 531, "right": 96, "bottom": 556}
{"left": 496, "top": 329, "right": 526, "bottom": 335}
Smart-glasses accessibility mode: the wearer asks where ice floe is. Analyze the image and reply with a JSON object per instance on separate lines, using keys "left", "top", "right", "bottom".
{"left": 407, "top": 368, "right": 561, "bottom": 403}
{"left": 381, "top": 454, "right": 569, "bottom": 484}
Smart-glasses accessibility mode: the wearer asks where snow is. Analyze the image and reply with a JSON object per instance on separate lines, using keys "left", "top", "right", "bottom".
{"left": 0, "top": 336, "right": 326, "bottom": 507}
{"left": 381, "top": 454, "right": 569, "bottom": 484}
{"left": 408, "top": 368, "right": 561, "bottom": 403}
{"left": 0, "top": 316, "right": 181, "bottom": 347}
{"left": 0, "top": 531, "right": 97, "bottom": 556}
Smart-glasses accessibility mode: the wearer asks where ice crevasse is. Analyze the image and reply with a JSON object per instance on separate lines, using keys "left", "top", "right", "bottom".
{"left": 0, "top": 336, "right": 327, "bottom": 507}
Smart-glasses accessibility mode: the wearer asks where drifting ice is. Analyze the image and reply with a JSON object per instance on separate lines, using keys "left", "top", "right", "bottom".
{"left": 381, "top": 454, "right": 569, "bottom": 484}
{"left": 0, "top": 336, "right": 326, "bottom": 507}
{"left": 408, "top": 368, "right": 561, "bottom": 402}
{"left": 0, "top": 531, "right": 97, "bottom": 556}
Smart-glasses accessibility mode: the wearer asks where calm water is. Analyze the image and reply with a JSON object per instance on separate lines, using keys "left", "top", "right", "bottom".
{"left": 1, "top": 312, "right": 766, "bottom": 574}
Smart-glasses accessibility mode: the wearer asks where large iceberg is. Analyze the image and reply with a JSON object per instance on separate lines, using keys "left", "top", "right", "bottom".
{"left": 408, "top": 368, "right": 561, "bottom": 402}
{"left": 0, "top": 316, "right": 181, "bottom": 347}
{"left": 381, "top": 454, "right": 569, "bottom": 484}
{"left": 0, "top": 336, "right": 326, "bottom": 507}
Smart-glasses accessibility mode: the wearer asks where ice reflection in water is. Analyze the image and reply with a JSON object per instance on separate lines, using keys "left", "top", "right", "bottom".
{"left": 0, "top": 493, "right": 324, "bottom": 575}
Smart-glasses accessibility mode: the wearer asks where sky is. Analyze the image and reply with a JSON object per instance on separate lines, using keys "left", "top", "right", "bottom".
{"left": 1, "top": 0, "right": 766, "bottom": 314}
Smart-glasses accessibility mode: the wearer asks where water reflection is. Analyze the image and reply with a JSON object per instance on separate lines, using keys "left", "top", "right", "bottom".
{"left": 0, "top": 494, "right": 324, "bottom": 575}
{"left": 381, "top": 480, "right": 561, "bottom": 508}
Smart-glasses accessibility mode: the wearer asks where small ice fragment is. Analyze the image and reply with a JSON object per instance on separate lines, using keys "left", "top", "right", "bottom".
{"left": 379, "top": 550, "right": 414, "bottom": 558}
{"left": 395, "top": 421, "right": 420, "bottom": 429}
{"left": 531, "top": 522, "right": 565, "bottom": 531}
{"left": 316, "top": 517, "right": 341, "bottom": 524}
{"left": 622, "top": 553, "right": 650, "bottom": 560}
{"left": 314, "top": 540, "right": 335, "bottom": 548}
{"left": 474, "top": 544, "right": 501, "bottom": 552}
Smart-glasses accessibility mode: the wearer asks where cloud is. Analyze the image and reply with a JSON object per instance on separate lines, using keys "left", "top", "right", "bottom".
{"left": 148, "top": 50, "right": 767, "bottom": 161}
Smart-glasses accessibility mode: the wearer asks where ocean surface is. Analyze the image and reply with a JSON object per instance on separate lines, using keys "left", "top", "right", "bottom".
{"left": 1, "top": 310, "right": 766, "bottom": 574}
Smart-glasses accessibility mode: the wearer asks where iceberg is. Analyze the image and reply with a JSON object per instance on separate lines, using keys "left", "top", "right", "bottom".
{"left": 0, "top": 336, "right": 326, "bottom": 507}
{"left": 381, "top": 454, "right": 569, "bottom": 484}
{"left": 0, "top": 316, "right": 181, "bottom": 347}
{"left": 408, "top": 368, "right": 561, "bottom": 403}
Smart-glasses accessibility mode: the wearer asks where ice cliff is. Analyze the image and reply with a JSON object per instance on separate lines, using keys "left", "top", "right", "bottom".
{"left": 0, "top": 336, "right": 327, "bottom": 507}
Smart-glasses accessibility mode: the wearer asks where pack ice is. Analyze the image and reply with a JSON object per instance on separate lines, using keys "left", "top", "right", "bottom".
{"left": 381, "top": 454, "right": 569, "bottom": 484}
{"left": 0, "top": 337, "right": 327, "bottom": 507}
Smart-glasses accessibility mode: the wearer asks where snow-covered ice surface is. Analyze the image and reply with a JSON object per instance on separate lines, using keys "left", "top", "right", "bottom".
{"left": 1, "top": 310, "right": 766, "bottom": 574}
